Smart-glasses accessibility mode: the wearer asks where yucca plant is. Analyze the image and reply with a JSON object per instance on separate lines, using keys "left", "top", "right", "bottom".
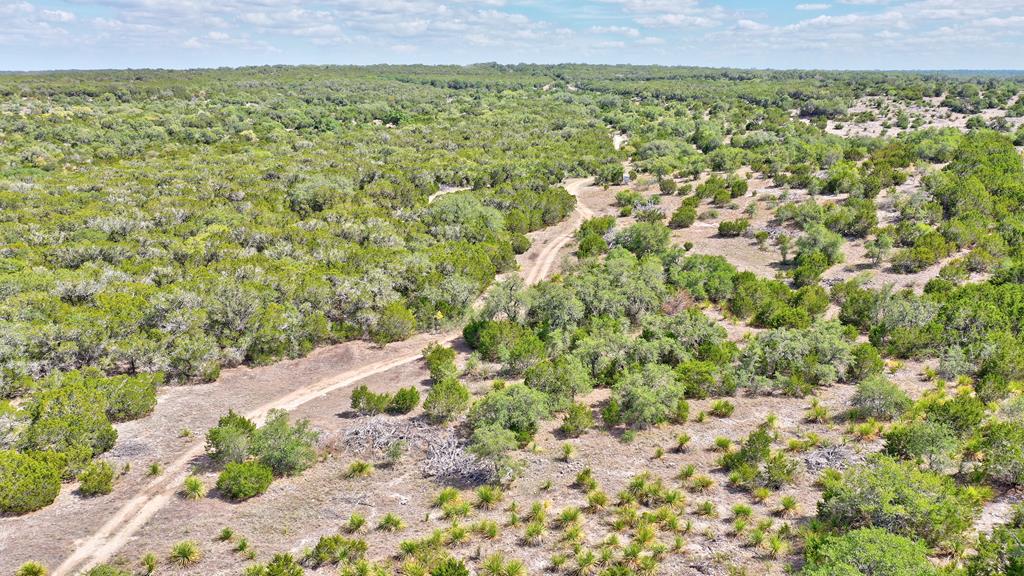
{"left": 345, "top": 513, "right": 367, "bottom": 533}
{"left": 433, "top": 487, "right": 460, "bottom": 508}
{"left": 779, "top": 495, "right": 799, "bottom": 516}
{"left": 15, "top": 562, "right": 47, "bottom": 576}
{"left": 169, "top": 541, "right": 201, "bottom": 567}
{"left": 345, "top": 460, "right": 374, "bottom": 478}
{"left": 675, "top": 433, "right": 691, "bottom": 452}
{"left": 476, "top": 485, "right": 503, "bottom": 509}
{"left": 182, "top": 475, "right": 206, "bottom": 500}
{"left": 377, "top": 513, "right": 404, "bottom": 532}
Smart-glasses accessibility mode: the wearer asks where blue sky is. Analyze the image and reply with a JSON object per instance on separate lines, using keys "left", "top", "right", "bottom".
{"left": 1, "top": 0, "right": 1022, "bottom": 71}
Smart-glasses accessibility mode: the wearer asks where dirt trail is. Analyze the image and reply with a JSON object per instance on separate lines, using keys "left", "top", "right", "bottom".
{"left": 49, "top": 174, "right": 602, "bottom": 576}
{"left": 54, "top": 334, "right": 459, "bottom": 576}
{"left": 522, "top": 178, "right": 596, "bottom": 285}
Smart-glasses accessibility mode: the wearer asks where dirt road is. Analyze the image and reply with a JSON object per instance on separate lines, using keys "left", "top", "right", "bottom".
{"left": 46, "top": 174, "right": 601, "bottom": 576}
{"left": 522, "top": 178, "right": 595, "bottom": 285}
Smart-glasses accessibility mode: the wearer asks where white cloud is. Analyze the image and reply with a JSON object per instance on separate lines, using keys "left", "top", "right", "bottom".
{"left": 736, "top": 19, "right": 769, "bottom": 31}
{"left": 41, "top": 9, "right": 76, "bottom": 22}
{"left": 795, "top": 3, "right": 830, "bottom": 10}
{"left": 590, "top": 25, "right": 641, "bottom": 37}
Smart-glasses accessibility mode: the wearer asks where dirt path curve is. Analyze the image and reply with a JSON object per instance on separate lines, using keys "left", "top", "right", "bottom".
{"left": 522, "top": 178, "right": 596, "bottom": 285}
{"left": 54, "top": 334, "right": 459, "bottom": 576}
{"left": 52, "top": 175, "right": 601, "bottom": 576}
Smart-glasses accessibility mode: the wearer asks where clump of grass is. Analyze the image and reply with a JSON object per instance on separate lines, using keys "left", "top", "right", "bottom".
{"left": 233, "top": 538, "right": 249, "bottom": 553}
{"left": 779, "top": 495, "right": 799, "bottom": 516}
{"left": 713, "top": 437, "right": 732, "bottom": 452}
{"left": 675, "top": 433, "right": 691, "bottom": 452}
{"left": 574, "top": 468, "right": 598, "bottom": 491}
{"left": 689, "top": 475, "right": 714, "bottom": 493}
{"left": 217, "top": 527, "right": 234, "bottom": 542}
{"left": 345, "top": 460, "right": 374, "bottom": 478}
{"left": 710, "top": 400, "right": 735, "bottom": 418}
{"left": 442, "top": 500, "right": 471, "bottom": 519}
{"left": 141, "top": 553, "right": 157, "bottom": 575}
{"left": 677, "top": 464, "right": 696, "bottom": 482}
{"left": 182, "top": 475, "right": 206, "bottom": 500}
{"left": 523, "top": 521, "right": 545, "bottom": 546}
{"left": 433, "top": 487, "right": 460, "bottom": 508}
{"left": 169, "top": 541, "right": 201, "bottom": 567}
{"left": 377, "top": 513, "right": 404, "bottom": 532}
{"left": 561, "top": 443, "right": 574, "bottom": 461}
{"left": 147, "top": 463, "right": 162, "bottom": 476}
{"left": 344, "top": 513, "right": 366, "bottom": 533}
{"left": 695, "top": 500, "right": 717, "bottom": 517}
{"left": 732, "top": 504, "right": 753, "bottom": 519}
{"left": 752, "top": 487, "right": 771, "bottom": 503}
{"left": 805, "top": 398, "right": 829, "bottom": 423}
{"left": 15, "top": 562, "right": 47, "bottom": 576}
{"left": 472, "top": 520, "right": 500, "bottom": 540}
{"left": 556, "top": 506, "right": 582, "bottom": 528}
{"left": 587, "top": 489, "right": 608, "bottom": 510}
{"left": 476, "top": 485, "right": 503, "bottom": 509}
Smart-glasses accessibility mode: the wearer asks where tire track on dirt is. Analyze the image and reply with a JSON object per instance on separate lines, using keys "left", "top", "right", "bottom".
{"left": 55, "top": 175, "right": 603, "bottom": 576}
{"left": 55, "top": 337, "right": 459, "bottom": 576}
{"left": 523, "top": 178, "right": 595, "bottom": 286}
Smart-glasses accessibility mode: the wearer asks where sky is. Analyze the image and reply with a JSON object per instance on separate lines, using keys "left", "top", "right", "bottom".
{"left": 1, "top": 0, "right": 1023, "bottom": 71}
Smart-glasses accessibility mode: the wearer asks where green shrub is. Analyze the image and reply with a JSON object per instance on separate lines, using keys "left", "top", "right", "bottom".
{"left": 818, "top": 455, "right": 980, "bottom": 547}
{"left": 718, "top": 218, "right": 750, "bottom": 237}
{"left": 25, "top": 446, "right": 91, "bottom": 481}
{"left": 423, "top": 377, "right": 470, "bottom": 423}
{"left": 850, "top": 376, "right": 911, "bottom": 421}
{"left": 883, "top": 420, "right": 959, "bottom": 471}
{"left": 388, "top": 387, "right": 420, "bottom": 415}
{"left": 252, "top": 409, "right": 319, "bottom": 476}
{"left": 21, "top": 379, "right": 117, "bottom": 456}
{"left": 0, "top": 450, "right": 61, "bottom": 514}
{"left": 669, "top": 205, "right": 697, "bottom": 229}
{"left": 560, "top": 402, "right": 594, "bottom": 438}
{"left": 371, "top": 301, "right": 417, "bottom": 345}
{"left": 847, "top": 343, "right": 884, "bottom": 381}
{"left": 98, "top": 372, "right": 161, "bottom": 423}
{"left": 216, "top": 461, "right": 274, "bottom": 500}
{"left": 524, "top": 356, "right": 592, "bottom": 411}
{"left": 615, "top": 222, "right": 671, "bottom": 257}
{"left": 350, "top": 385, "right": 392, "bottom": 415}
{"left": 967, "top": 522, "right": 1024, "bottom": 576}
{"left": 205, "top": 409, "right": 256, "bottom": 465}
{"left": 973, "top": 421, "right": 1024, "bottom": 486}
{"left": 469, "top": 384, "right": 549, "bottom": 444}
{"left": 78, "top": 460, "right": 115, "bottom": 496}
{"left": 802, "top": 528, "right": 937, "bottom": 576}
{"left": 423, "top": 343, "right": 458, "bottom": 382}
{"left": 613, "top": 364, "right": 688, "bottom": 428}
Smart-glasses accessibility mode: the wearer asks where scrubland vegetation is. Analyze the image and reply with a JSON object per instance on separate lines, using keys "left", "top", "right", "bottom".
{"left": 3, "top": 64, "right": 1024, "bottom": 576}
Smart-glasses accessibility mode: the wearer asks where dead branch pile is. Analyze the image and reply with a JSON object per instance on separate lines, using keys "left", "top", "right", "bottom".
{"left": 343, "top": 417, "right": 493, "bottom": 484}
{"left": 804, "top": 444, "right": 864, "bottom": 473}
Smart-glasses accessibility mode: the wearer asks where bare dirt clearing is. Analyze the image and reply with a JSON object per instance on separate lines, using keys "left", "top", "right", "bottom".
{"left": 826, "top": 95, "right": 1024, "bottom": 138}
